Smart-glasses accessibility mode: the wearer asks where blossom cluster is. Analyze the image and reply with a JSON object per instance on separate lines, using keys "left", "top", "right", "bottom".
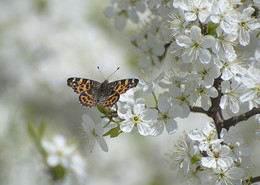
{"left": 93, "top": 0, "right": 259, "bottom": 136}
{"left": 103, "top": 0, "right": 260, "bottom": 124}
{"left": 166, "top": 122, "right": 250, "bottom": 184}
{"left": 76, "top": 0, "right": 260, "bottom": 184}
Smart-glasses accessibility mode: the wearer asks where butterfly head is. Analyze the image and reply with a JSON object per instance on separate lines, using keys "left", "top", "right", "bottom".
{"left": 101, "top": 79, "right": 109, "bottom": 88}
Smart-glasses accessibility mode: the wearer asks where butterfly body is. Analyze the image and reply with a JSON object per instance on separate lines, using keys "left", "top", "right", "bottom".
{"left": 67, "top": 77, "right": 139, "bottom": 107}
{"left": 94, "top": 80, "right": 115, "bottom": 104}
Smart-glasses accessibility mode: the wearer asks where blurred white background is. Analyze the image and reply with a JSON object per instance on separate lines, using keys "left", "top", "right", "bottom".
{"left": 0, "top": 0, "right": 260, "bottom": 185}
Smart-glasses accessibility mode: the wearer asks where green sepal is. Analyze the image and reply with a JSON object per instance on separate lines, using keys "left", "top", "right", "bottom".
{"left": 97, "top": 104, "right": 108, "bottom": 115}
{"left": 190, "top": 154, "right": 201, "bottom": 165}
{"left": 256, "top": 31, "right": 260, "bottom": 38}
{"left": 207, "top": 22, "right": 219, "bottom": 37}
{"left": 103, "top": 126, "right": 122, "bottom": 138}
{"left": 50, "top": 164, "right": 67, "bottom": 180}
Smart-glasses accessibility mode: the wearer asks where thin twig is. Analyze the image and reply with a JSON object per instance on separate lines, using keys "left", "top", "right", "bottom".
{"left": 190, "top": 106, "right": 206, "bottom": 114}
{"left": 244, "top": 176, "right": 260, "bottom": 184}
{"left": 223, "top": 107, "right": 260, "bottom": 130}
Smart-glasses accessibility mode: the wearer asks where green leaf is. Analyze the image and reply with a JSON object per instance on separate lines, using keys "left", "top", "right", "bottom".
{"left": 38, "top": 120, "right": 46, "bottom": 139}
{"left": 27, "top": 121, "right": 39, "bottom": 141}
{"left": 103, "top": 126, "right": 122, "bottom": 138}
{"left": 207, "top": 22, "right": 219, "bottom": 37}
{"left": 97, "top": 104, "right": 108, "bottom": 115}
{"left": 27, "top": 120, "right": 47, "bottom": 158}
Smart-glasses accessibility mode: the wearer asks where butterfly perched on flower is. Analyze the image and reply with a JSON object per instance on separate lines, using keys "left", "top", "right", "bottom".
{"left": 67, "top": 68, "right": 139, "bottom": 108}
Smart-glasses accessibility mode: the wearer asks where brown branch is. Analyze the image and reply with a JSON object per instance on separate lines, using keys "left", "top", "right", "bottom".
{"left": 244, "top": 176, "right": 260, "bottom": 184}
{"left": 190, "top": 106, "right": 206, "bottom": 114}
{"left": 188, "top": 76, "right": 260, "bottom": 136}
{"left": 158, "top": 42, "right": 172, "bottom": 61}
{"left": 207, "top": 77, "right": 224, "bottom": 136}
{"left": 223, "top": 107, "right": 260, "bottom": 130}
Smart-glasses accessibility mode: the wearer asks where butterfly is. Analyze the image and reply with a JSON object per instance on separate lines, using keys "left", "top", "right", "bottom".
{"left": 67, "top": 77, "right": 139, "bottom": 108}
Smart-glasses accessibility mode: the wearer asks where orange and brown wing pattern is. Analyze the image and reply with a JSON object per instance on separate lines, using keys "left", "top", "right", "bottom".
{"left": 68, "top": 77, "right": 139, "bottom": 108}
{"left": 99, "top": 91, "right": 120, "bottom": 107}
{"left": 67, "top": 78, "right": 100, "bottom": 94}
{"left": 79, "top": 90, "right": 97, "bottom": 107}
{"left": 109, "top": 79, "right": 139, "bottom": 95}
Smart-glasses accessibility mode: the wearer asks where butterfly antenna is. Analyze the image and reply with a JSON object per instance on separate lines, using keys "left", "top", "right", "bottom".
{"left": 97, "top": 66, "right": 106, "bottom": 80}
{"left": 97, "top": 66, "right": 120, "bottom": 80}
{"left": 107, "top": 67, "right": 120, "bottom": 80}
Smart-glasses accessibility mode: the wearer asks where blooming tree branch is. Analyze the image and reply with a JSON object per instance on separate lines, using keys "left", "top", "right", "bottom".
{"left": 11, "top": 0, "right": 260, "bottom": 184}
{"left": 85, "top": 0, "right": 260, "bottom": 184}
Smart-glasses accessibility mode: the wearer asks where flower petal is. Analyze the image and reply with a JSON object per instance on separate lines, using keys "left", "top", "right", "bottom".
{"left": 137, "top": 122, "right": 151, "bottom": 136}
{"left": 165, "top": 118, "right": 178, "bottom": 134}
{"left": 176, "top": 35, "right": 192, "bottom": 47}
{"left": 120, "top": 120, "right": 134, "bottom": 133}
{"left": 96, "top": 137, "right": 109, "bottom": 152}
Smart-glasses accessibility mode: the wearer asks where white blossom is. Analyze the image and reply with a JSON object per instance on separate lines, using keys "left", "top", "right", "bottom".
{"left": 176, "top": 26, "right": 215, "bottom": 64}
{"left": 188, "top": 81, "right": 218, "bottom": 111}
{"left": 240, "top": 67, "right": 260, "bottom": 106}
{"left": 169, "top": 86, "right": 191, "bottom": 118}
{"left": 188, "top": 122, "right": 218, "bottom": 151}
{"left": 238, "top": 7, "right": 260, "bottom": 46}
{"left": 220, "top": 80, "right": 241, "bottom": 114}
{"left": 168, "top": 12, "right": 187, "bottom": 38}
{"left": 42, "top": 134, "right": 87, "bottom": 182}
{"left": 210, "top": 0, "right": 240, "bottom": 34}
{"left": 42, "top": 134, "right": 76, "bottom": 167}
{"left": 206, "top": 167, "right": 244, "bottom": 185}
{"left": 139, "top": 68, "right": 165, "bottom": 93}
{"left": 220, "top": 128, "right": 251, "bottom": 158}
{"left": 150, "top": 93, "right": 179, "bottom": 135}
{"left": 81, "top": 114, "right": 108, "bottom": 152}
{"left": 104, "top": 0, "right": 146, "bottom": 30}
{"left": 118, "top": 98, "right": 156, "bottom": 136}
{"left": 201, "top": 139, "right": 233, "bottom": 170}
{"left": 221, "top": 58, "right": 246, "bottom": 81}
{"left": 192, "top": 62, "right": 221, "bottom": 87}
{"left": 166, "top": 134, "right": 200, "bottom": 172}
{"left": 135, "top": 32, "right": 165, "bottom": 68}
{"left": 212, "top": 27, "right": 237, "bottom": 59}
{"left": 179, "top": 0, "right": 212, "bottom": 23}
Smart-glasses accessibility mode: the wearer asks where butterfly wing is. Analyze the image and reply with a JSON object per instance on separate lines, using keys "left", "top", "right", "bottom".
{"left": 67, "top": 77, "right": 100, "bottom": 94}
{"left": 79, "top": 90, "right": 97, "bottom": 107}
{"left": 108, "top": 79, "right": 139, "bottom": 94}
{"left": 98, "top": 78, "right": 139, "bottom": 107}
{"left": 68, "top": 77, "right": 139, "bottom": 108}
{"left": 98, "top": 89, "right": 120, "bottom": 107}
{"left": 67, "top": 77, "right": 101, "bottom": 107}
